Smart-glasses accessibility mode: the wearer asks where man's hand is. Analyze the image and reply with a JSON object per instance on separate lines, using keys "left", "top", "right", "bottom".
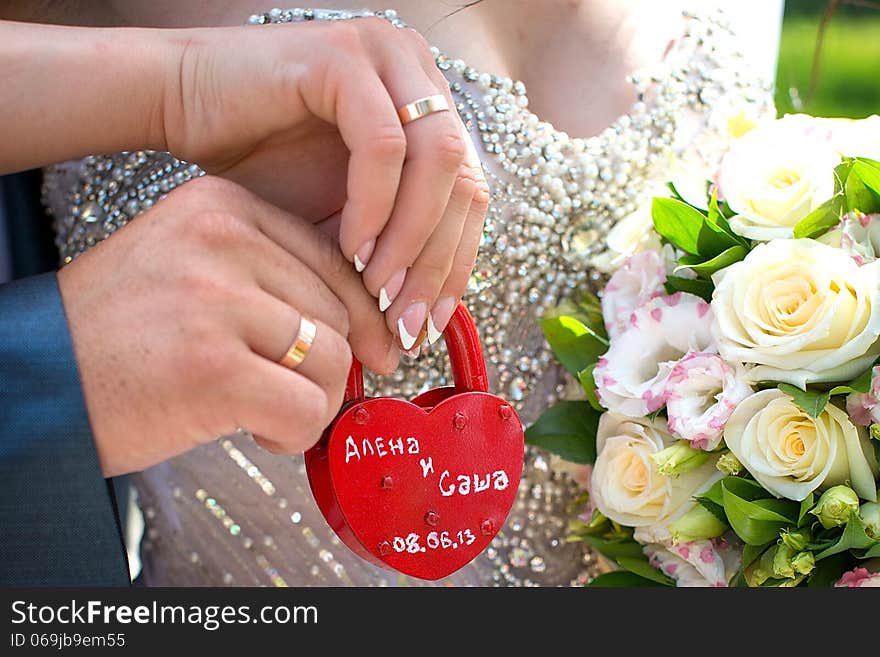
{"left": 58, "top": 176, "right": 397, "bottom": 476}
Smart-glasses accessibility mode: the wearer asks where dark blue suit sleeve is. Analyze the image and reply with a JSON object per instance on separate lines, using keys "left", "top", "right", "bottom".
{"left": 0, "top": 272, "right": 130, "bottom": 586}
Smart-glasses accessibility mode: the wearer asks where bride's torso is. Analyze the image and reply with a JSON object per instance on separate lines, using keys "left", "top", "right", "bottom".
{"left": 43, "top": 3, "right": 777, "bottom": 585}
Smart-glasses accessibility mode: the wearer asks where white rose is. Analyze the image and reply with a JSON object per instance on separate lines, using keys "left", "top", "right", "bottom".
{"left": 723, "top": 389, "right": 878, "bottom": 502}
{"left": 595, "top": 293, "right": 715, "bottom": 417}
{"left": 591, "top": 199, "right": 664, "bottom": 273}
{"left": 591, "top": 413, "right": 722, "bottom": 532}
{"left": 823, "top": 114, "right": 880, "bottom": 160}
{"left": 712, "top": 238, "right": 880, "bottom": 388}
{"left": 718, "top": 118, "right": 840, "bottom": 241}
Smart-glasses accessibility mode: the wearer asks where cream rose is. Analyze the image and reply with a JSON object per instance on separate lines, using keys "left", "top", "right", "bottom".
{"left": 591, "top": 199, "right": 664, "bottom": 273}
{"left": 824, "top": 114, "right": 880, "bottom": 161}
{"left": 712, "top": 238, "right": 880, "bottom": 388}
{"left": 723, "top": 389, "right": 878, "bottom": 502}
{"left": 718, "top": 118, "right": 840, "bottom": 241}
{"left": 591, "top": 413, "right": 722, "bottom": 534}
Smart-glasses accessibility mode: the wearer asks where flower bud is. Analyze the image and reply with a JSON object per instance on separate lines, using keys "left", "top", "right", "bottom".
{"left": 667, "top": 504, "right": 728, "bottom": 543}
{"left": 870, "top": 423, "right": 880, "bottom": 442}
{"left": 791, "top": 551, "right": 815, "bottom": 576}
{"left": 770, "top": 544, "right": 815, "bottom": 581}
{"left": 860, "top": 502, "right": 880, "bottom": 539}
{"left": 746, "top": 546, "right": 776, "bottom": 587}
{"left": 716, "top": 451, "right": 744, "bottom": 476}
{"left": 780, "top": 527, "right": 811, "bottom": 552}
{"left": 811, "top": 485, "right": 860, "bottom": 530}
{"left": 650, "top": 441, "right": 710, "bottom": 478}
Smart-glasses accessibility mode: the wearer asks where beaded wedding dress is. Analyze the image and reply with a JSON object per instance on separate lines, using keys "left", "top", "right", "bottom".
{"left": 43, "top": 7, "right": 773, "bottom": 586}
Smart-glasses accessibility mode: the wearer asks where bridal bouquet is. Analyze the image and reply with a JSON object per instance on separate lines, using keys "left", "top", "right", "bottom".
{"left": 527, "top": 114, "right": 880, "bottom": 587}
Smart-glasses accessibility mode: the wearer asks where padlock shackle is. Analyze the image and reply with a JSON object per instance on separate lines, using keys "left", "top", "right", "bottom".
{"left": 345, "top": 303, "right": 488, "bottom": 402}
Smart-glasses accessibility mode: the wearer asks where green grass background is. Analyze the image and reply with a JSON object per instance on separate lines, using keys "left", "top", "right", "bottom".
{"left": 776, "top": 3, "right": 880, "bottom": 118}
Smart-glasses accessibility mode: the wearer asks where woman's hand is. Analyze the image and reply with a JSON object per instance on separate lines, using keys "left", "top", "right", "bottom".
{"left": 58, "top": 176, "right": 397, "bottom": 476}
{"left": 161, "top": 17, "right": 489, "bottom": 352}
{"left": 0, "top": 17, "right": 487, "bottom": 354}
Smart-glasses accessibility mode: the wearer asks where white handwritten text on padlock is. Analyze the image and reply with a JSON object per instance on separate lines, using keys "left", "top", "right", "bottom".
{"left": 344, "top": 435, "right": 421, "bottom": 463}
{"left": 438, "top": 469, "right": 510, "bottom": 497}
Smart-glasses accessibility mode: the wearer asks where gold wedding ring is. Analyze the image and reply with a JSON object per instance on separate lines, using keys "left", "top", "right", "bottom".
{"left": 397, "top": 94, "right": 450, "bottom": 125}
{"left": 279, "top": 317, "right": 317, "bottom": 370}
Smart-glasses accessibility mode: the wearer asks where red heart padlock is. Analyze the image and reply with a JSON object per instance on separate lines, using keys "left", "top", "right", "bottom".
{"left": 305, "top": 304, "right": 524, "bottom": 581}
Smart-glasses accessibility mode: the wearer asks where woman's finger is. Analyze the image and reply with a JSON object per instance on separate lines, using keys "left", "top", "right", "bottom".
{"left": 359, "top": 51, "right": 466, "bottom": 308}
{"left": 299, "top": 32, "right": 406, "bottom": 272}
{"left": 430, "top": 166, "right": 491, "bottom": 343}
{"left": 384, "top": 167, "right": 475, "bottom": 350}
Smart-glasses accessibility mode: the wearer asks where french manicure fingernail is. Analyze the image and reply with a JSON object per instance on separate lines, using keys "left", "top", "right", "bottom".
{"left": 403, "top": 345, "right": 421, "bottom": 359}
{"left": 379, "top": 268, "right": 407, "bottom": 312}
{"left": 397, "top": 301, "right": 427, "bottom": 351}
{"left": 353, "top": 239, "right": 375, "bottom": 273}
{"left": 427, "top": 297, "right": 457, "bottom": 345}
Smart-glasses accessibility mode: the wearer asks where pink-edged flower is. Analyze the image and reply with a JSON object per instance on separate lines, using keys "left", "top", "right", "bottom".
{"left": 594, "top": 293, "right": 715, "bottom": 418}
{"left": 643, "top": 536, "right": 741, "bottom": 587}
{"left": 835, "top": 566, "right": 880, "bottom": 587}
{"left": 664, "top": 352, "right": 752, "bottom": 450}
{"left": 819, "top": 211, "right": 880, "bottom": 266}
{"left": 845, "top": 365, "right": 880, "bottom": 426}
{"left": 601, "top": 250, "right": 667, "bottom": 338}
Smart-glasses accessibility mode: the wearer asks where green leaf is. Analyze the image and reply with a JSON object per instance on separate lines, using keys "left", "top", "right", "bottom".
{"left": 701, "top": 476, "right": 771, "bottom": 507}
{"left": 576, "top": 535, "right": 645, "bottom": 560}
{"left": 834, "top": 158, "right": 856, "bottom": 195}
{"left": 707, "top": 189, "right": 749, "bottom": 247}
{"left": 778, "top": 383, "right": 831, "bottom": 419}
{"left": 574, "top": 293, "right": 606, "bottom": 338}
{"left": 577, "top": 364, "right": 604, "bottom": 412}
{"left": 798, "top": 493, "right": 815, "bottom": 527}
{"left": 829, "top": 361, "right": 876, "bottom": 396}
{"left": 652, "top": 197, "right": 738, "bottom": 257}
{"left": 729, "top": 568, "right": 747, "bottom": 587}
{"left": 808, "top": 553, "right": 852, "bottom": 587}
{"left": 792, "top": 195, "right": 844, "bottom": 240}
{"left": 862, "top": 543, "right": 880, "bottom": 559}
{"left": 616, "top": 556, "right": 674, "bottom": 586}
{"left": 665, "top": 181, "right": 687, "bottom": 203}
{"left": 676, "top": 245, "right": 748, "bottom": 278}
{"left": 742, "top": 542, "right": 772, "bottom": 569}
{"left": 540, "top": 315, "right": 608, "bottom": 377}
{"left": 721, "top": 480, "right": 797, "bottom": 545}
{"left": 815, "top": 512, "right": 879, "bottom": 560}
{"left": 653, "top": 197, "right": 706, "bottom": 254}
{"left": 695, "top": 496, "right": 727, "bottom": 525}
{"left": 525, "top": 400, "right": 599, "bottom": 464}
{"left": 587, "top": 571, "right": 668, "bottom": 587}
{"left": 845, "top": 166, "right": 878, "bottom": 214}
{"left": 663, "top": 275, "right": 714, "bottom": 302}
{"left": 851, "top": 159, "right": 880, "bottom": 206}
